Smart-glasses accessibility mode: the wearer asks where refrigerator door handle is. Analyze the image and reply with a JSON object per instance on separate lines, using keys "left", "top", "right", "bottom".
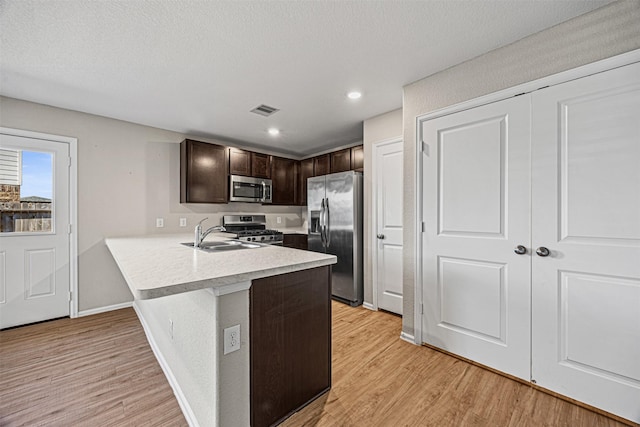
{"left": 325, "top": 198, "right": 331, "bottom": 248}
{"left": 320, "top": 199, "right": 324, "bottom": 247}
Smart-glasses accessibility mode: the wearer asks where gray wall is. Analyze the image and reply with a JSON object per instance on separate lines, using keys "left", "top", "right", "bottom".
{"left": 402, "top": 0, "right": 640, "bottom": 337}
{"left": 362, "top": 109, "right": 403, "bottom": 305}
{"left": 0, "top": 97, "right": 303, "bottom": 311}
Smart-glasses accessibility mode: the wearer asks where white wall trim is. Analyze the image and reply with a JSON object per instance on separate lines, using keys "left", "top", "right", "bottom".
{"left": 133, "top": 301, "right": 199, "bottom": 427}
{"left": 0, "top": 126, "right": 79, "bottom": 319}
{"left": 400, "top": 331, "right": 416, "bottom": 345}
{"left": 413, "top": 118, "right": 424, "bottom": 346}
{"left": 413, "top": 48, "right": 640, "bottom": 348}
{"left": 371, "top": 136, "right": 403, "bottom": 313}
{"left": 362, "top": 301, "right": 376, "bottom": 311}
{"left": 77, "top": 301, "right": 133, "bottom": 317}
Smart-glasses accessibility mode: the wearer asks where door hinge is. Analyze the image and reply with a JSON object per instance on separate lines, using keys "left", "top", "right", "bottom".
{"left": 68, "top": 224, "right": 72, "bottom": 234}
{"left": 420, "top": 304, "right": 424, "bottom": 315}
{"left": 68, "top": 156, "right": 72, "bottom": 167}
{"left": 421, "top": 140, "right": 429, "bottom": 156}
{"left": 68, "top": 291, "right": 73, "bottom": 302}
{"left": 421, "top": 222, "right": 425, "bottom": 233}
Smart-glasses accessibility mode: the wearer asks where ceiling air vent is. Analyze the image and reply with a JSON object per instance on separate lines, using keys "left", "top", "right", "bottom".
{"left": 250, "top": 104, "right": 280, "bottom": 117}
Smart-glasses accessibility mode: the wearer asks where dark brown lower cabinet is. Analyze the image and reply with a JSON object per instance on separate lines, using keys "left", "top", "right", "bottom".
{"left": 250, "top": 266, "right": 331, "bottom": 427}
{"left": 283, "top": 234, "right": 308, "bottom": 250}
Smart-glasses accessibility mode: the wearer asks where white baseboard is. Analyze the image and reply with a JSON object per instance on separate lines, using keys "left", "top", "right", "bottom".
{"left": 132, "top": 302, "right": 199, "bottom": 427}
{"left": 77, "top": 301, "right": 133, "bottom": 317}
{"left": 400, "top": 331, "right": 417, "bottom": 345}
{"left": 362, "top": 302, "right": 376, "bottom": 311}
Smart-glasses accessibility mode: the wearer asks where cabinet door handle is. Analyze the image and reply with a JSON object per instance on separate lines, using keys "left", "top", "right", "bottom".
{"left": 514, "top": 245, "right": 527, "bottom": 255}
{"left": 536, "top": 247, "right": 550, "bottom": 257}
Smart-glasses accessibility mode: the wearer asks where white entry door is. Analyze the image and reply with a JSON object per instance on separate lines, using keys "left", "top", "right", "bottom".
{"left": 531, "top": 62, "right": 640, "bottom": 422}
{"left": 421, "top": 95, "right": 531, "bottom": 380}
{"left": 0, "top": 134, "right": 71, "bottom": 329}
{"left": 374, "top": 138, "right": 403, "bottom": 314}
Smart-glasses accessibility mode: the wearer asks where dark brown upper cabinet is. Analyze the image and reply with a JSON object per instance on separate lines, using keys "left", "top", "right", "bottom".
{"left": 298, "top": 158, "right": 314, "bottom": 206}
{"left": 271, "top": 156, "right": 298, "bottom": 205}
{"left": 351, "top": 145, "right": 364, "bottom": 171}
{"left": 314, "top": 154, "right": 330, "bottom": 176}
{"left": 330, "top": 148, "right": 351, "bottom": 173}
{"left": 229, "top": 148, "right": 251, "bottom": 176}
{"left": 181, "top": 139, "right": 228, "bottom": 203}
{"left": 251, "top": 152, "right": 271, "bottom": 179}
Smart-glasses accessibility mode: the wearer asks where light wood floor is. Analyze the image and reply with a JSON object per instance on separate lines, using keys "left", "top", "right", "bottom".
{"left": 1, "top": 303, "right": 635, "bottom": 426}
{"left": 0, "top": 309, "right": 186, "bottom": 426}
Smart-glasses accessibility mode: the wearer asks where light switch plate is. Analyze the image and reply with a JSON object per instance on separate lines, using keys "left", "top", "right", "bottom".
{"left": 179, "top": 218, "right": 187, "bottom": 227}
{"left": 156, "top": 218, "right": 164, "bottom": 228}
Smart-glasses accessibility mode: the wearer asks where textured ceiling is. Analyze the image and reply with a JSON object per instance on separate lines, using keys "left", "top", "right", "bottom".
{"left": 0, "top": 0, "right": 612, "bottom": 157}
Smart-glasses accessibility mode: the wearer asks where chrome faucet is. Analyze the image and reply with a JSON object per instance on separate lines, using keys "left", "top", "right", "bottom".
{"left": 194, "top": 217, "right": 226, "bottom": 248}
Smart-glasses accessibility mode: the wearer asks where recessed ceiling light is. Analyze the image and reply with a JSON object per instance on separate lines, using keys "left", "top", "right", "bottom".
{"left": 347, "top": 91, "right": 362, "bottom": 100}
{"left": 268, "top": 128, "right": 280, "bottom": 136}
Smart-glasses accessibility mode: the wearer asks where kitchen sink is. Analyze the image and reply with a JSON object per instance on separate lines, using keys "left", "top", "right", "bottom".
{"left": 181, "top": 240, "right": 265, "bottom": 252}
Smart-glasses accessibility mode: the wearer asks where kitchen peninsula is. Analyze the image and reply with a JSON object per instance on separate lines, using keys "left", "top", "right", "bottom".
{"left": 106, "top": 234, "right": 336, "bottom": 427}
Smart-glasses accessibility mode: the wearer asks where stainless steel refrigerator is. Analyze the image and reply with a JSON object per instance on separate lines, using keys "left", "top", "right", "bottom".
{"left": 308, "top": 171, "right": 363, "bottom": 306}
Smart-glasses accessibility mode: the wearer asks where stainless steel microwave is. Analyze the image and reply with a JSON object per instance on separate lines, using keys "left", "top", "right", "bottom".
{"left": 229, "top": 175, "right": 272, "bottom": 203}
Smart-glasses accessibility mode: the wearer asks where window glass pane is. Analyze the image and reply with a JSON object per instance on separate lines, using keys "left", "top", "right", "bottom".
{"left": 0, "top": 150, "right": 53, "bottom": 233}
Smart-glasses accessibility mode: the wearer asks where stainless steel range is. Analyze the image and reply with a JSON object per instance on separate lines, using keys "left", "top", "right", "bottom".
{"left": 222, "top": 215, "right": 283, "bottom": 245}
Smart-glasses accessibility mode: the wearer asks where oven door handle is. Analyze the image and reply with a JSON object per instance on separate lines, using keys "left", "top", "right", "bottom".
{"left": 261, "top": 181, "right": 266, "bottom": 202}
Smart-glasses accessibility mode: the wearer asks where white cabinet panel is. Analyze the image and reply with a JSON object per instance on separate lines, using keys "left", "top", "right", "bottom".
{"left": 439, "top": 116, "right": 505, "bottom": 237}
{"left": 439, "top": 257, "right": 506, "bottom": 343}
{"left": 561, "top": 271, "right": 640, "bottom": 383}
{"left": 560, "top": 87, "right": 640, "bottom": 242}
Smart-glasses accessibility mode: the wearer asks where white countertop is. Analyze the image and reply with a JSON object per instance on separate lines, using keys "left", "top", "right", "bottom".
{"left": 106, "top": 233, "right": 335, "bottom": 299}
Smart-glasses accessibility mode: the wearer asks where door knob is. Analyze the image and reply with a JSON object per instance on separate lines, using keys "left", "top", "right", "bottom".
{"left": 377, "top": 234, "right": 385, "bottom": 239}
{"left": 514, "top": 245, "right": 527, "bottom": 255}
{"left": 536, "top": 247, "right": 550, "bottom": 257}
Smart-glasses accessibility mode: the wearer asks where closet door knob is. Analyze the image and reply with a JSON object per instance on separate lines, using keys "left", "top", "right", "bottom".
{"left": 536, "top": 247, "right": 550, "bottom": 257}
{"left": 514, "top": 245, "right": 527, "bottom": 255}
{"left": 377, "top": 234, "right": 385, "bottom": 240}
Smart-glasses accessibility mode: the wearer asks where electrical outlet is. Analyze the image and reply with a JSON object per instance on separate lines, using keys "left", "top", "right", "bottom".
{"left": 156, "top": 218, "right": 164, "bottom": 228}
{"left": 169, "top": 319, "right": 174, "bottom": 340}
{"left": 224, "top": 324, "right": 241, "bottom": 355}
{"left": 277, "top": 216, "right": 282, "bottom": 224}
{"left": 179, "top": 218, "right": 187, "bottom": 227}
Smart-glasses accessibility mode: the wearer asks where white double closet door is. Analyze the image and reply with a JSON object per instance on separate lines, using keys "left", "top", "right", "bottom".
{"left": 421, "top": 61, "right": 640, "bottom": 422}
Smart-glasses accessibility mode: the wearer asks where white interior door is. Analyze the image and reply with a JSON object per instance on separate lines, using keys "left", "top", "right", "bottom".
{"left": 421, "top": 95, "right": 531, "bottom": 380}
{"left": 0, "top": 134, "right": 70, "bottom": 329}
{"left": 374, "top": 138, "right": 403, "bottom": 314}
{"left": 531, "top": 62, "right": 640, "bottom": 423}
